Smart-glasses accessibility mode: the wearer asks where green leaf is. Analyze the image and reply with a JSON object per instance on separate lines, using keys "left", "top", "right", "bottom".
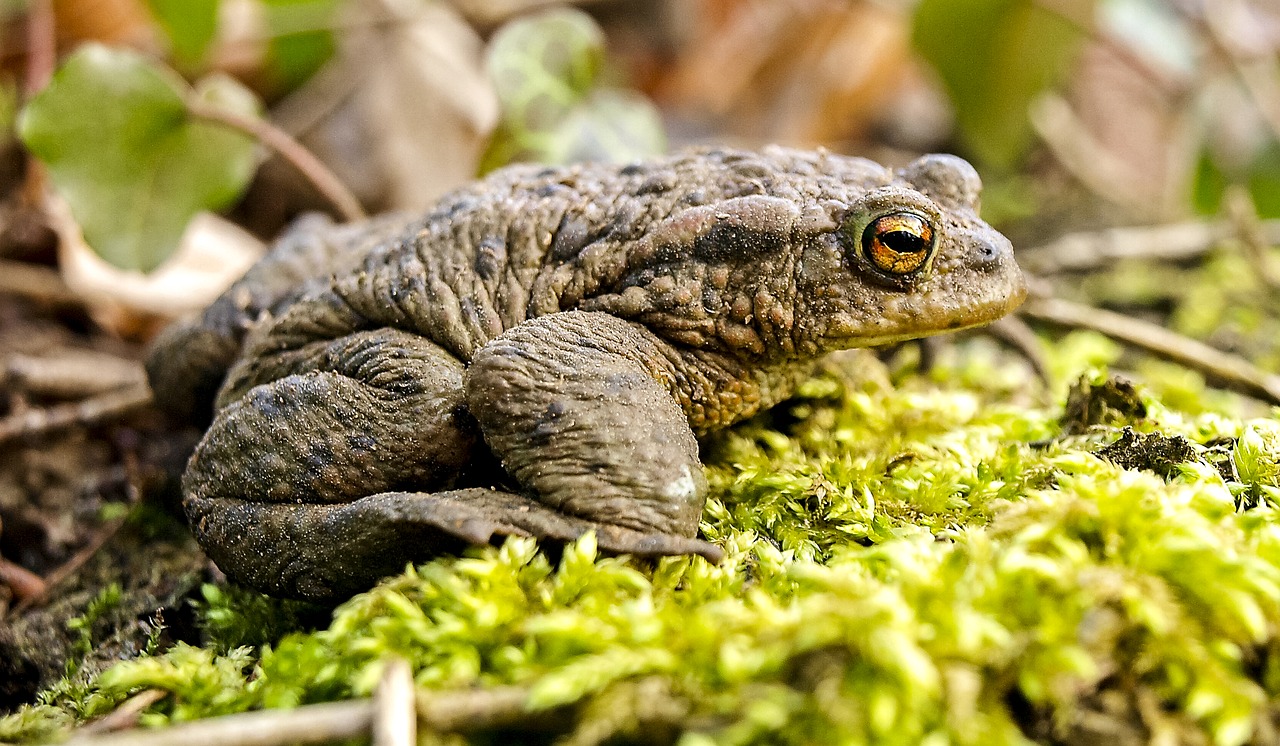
{"left": 1192, "top": 145, "right": 1231, "bottom": 215}
{"left": 1193, "top": 139, "right": 1280, "bottom": 219}
{"left": 912, "top": 0, "right": 1087, "bottom": 168}
{"left": 486, "top": 6, "right": 605, "bottom": 132}
{"left": 146, "top": 0, "right": 219, "bottom": 70}
{"left": 18, "top": 44, "right": 259, "bottom": 272}
{"left": 261, "top": 0, "right": 338, "bottom": 92}
{"left": 480, "top": 7, "right": 665, "bottom": 171}
{"left": 551, "top": 90, "right": 667, "bottom": 164}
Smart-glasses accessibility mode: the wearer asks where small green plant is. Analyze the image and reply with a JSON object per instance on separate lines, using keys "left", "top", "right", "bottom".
{"left": 479, "top": 7, "right": 666, "bottom": 173}
{"left": 64, "top": 583, "right": 124, "bottom": 667}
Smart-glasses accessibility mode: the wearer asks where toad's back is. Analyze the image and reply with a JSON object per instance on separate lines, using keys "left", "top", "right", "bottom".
{"left": 149, "top": 147, "right": 893, "bottom": 418}
{"left": 276, "top": 148, "right": 895, "bottom": 360}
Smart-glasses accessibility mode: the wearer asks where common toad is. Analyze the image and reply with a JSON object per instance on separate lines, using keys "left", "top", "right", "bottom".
{"left": 147, "top": 146, "right": 1026, "bottom": 599}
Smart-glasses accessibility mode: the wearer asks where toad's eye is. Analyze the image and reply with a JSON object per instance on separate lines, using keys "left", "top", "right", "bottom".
{"left": 861, "top": 212, "right": 934, "bottom": 276}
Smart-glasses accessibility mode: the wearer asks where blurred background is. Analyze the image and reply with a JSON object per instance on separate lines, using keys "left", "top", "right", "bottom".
{"left": 1, "top": 0, "right": 1277, "bottom": 315}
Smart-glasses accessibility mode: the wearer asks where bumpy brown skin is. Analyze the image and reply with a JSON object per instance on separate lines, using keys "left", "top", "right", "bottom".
{"left": 146, "top": 146, "right": 1026, "bottom": 600}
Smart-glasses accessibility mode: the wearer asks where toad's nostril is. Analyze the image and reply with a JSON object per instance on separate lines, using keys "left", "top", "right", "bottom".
{"left": 972, "top": 236, "right": 1009, "bottom": 270}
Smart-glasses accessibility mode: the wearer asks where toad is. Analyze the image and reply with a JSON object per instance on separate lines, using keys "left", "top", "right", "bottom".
{"left": 146, "top": 146, "right": 1026, "bottom": 600}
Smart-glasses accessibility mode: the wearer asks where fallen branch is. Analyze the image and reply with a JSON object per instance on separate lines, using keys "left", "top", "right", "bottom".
{"left": 1021, "top": 296, "right": 1280, "bottom": 406}
{"left": 62, "top": 699, "right": 374, "bottom": 746}
{"left": 416, "top": 685, "right": 566, "bottom": 732}
{"left": 186, "top": 101, "right": 367, "bottom": 224}
{"left": 77, "top": 691, "right": 169, "bottom": 736}
{"left": 0, "top": 384, "right": 153, "bottom": 446}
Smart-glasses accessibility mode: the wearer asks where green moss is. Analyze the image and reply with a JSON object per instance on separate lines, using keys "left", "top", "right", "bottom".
{"left": 5, "top": 346, "right": 1280, "bottom": 745}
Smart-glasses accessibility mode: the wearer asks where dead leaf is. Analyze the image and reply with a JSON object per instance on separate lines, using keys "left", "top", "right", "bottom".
{"left": 256, "top": 0, "right": 498, "bottom": 218}
{"left": 344, "top": 0, "right": 499, "bottom": 209}
{"left": 49, "top": 196, "right": 264, "bottom": 338}
{"left": 52, "top": 0, "right": 155, "bottom": 48}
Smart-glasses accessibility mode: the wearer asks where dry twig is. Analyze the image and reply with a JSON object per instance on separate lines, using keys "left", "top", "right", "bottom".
{"left": 0, "top": 259, "right": 82, "bottom": 307}
{"left": 12, "top": 510, "right": 130, "bottom": 615}
{"left": 77, "top": 691, "right": 169, "bottom": 736}
{"left": 62, "top": 700, "right": 374, "bottom": 746}
{"left": 1021, "top": 296, "right": 1280, "bottom": 405}
{"left": 0, "top": 384, "right": 152, "bottom": 446}
{"left": 417, "top": 685, "right": 562, "bottom": 732}
{"left": 373, "top": 658, "right": 416, "bottom": 746}
{"left": 1019, "top": 220, "right": 1280, "bottom": 275}
{"left": 60, "top": 682, "right": 556, "bottom": 746}
{"left": 4, "top": 353, "right": 147, "bottom": 399}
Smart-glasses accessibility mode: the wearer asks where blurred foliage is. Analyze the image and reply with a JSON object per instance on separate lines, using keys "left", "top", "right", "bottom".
{"left": 144, "top": 0, "right": 337, "bottom": 93}
{"left": 912, "top": 0, "right": 1086, "bottom": 169}
{"left": 1196, "top": 141, "right": 1280, "bottom": 218}
{"left": 259, "top": 0, "right": 339, "bottom": 93}
{"left": 479, "top": 6, "right": 665, "bottom": 173}
{"left": 145, "top": 0, "right": 219, "bottom": 71}
{"left": 912, "top": 0, "right": 1280, "bottom": 219}
{"left": 0, "top": 77, "right": 16, "bottom": 147}
{"left": 18, "top": 44, "right": 259, "bottom": 271}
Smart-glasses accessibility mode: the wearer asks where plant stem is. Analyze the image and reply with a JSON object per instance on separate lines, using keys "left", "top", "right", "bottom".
{"left": 186, "top": 102, "right": 368, "bottom": 224}
{"left": 1022, "top": 296, "right": 1280, "bottom": 406}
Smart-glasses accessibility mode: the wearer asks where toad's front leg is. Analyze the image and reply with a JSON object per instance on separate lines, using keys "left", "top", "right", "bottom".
{"left": 466, "top": 311, "right": 712, "bottom": 538}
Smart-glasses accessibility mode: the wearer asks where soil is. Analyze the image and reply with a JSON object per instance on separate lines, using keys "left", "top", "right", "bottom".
{"left": 0, "top": 289, "right": 212, "bottom": 712}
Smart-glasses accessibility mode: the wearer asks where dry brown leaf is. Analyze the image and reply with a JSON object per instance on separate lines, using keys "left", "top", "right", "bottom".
{"left": 344, "top": 0, "right": 498, "bottom": 210}
{"left": 49, "top": 197, "right": 264, "bottom": 338}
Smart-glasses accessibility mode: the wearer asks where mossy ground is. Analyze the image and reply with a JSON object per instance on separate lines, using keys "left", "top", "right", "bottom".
{"left": 4, "top": 333, "right": 1280, "bottom": 745}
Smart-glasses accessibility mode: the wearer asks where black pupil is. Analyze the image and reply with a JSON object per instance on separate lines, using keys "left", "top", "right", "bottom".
{"left": 879, "top": 229, "right": 924, "bottom": 254}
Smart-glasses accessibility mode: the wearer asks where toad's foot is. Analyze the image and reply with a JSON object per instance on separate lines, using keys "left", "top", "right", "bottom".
{"left": 188, "top": 489, "right": 723, "bottom": 600}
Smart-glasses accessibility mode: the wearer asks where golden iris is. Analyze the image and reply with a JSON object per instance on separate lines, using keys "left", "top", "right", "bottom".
{"left": 861, "top": 213, "right": 934, "bottom": 276}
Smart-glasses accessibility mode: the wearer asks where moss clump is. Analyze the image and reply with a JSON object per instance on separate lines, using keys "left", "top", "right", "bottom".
{"left": 4, "top": 344, "right": 1280, "bottom": 745}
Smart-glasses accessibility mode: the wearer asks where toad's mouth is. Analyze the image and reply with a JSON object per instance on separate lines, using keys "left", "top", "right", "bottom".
{"left": 821, "top": 278, "right": 1028, "bottom": 349}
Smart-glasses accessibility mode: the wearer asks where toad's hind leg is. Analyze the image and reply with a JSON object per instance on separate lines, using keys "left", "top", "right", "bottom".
{"left": 187, "top": 327, "right": 478, "bottom": 507}
{"left": 184, "top": 327, "right": 486, "bottom": 598}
